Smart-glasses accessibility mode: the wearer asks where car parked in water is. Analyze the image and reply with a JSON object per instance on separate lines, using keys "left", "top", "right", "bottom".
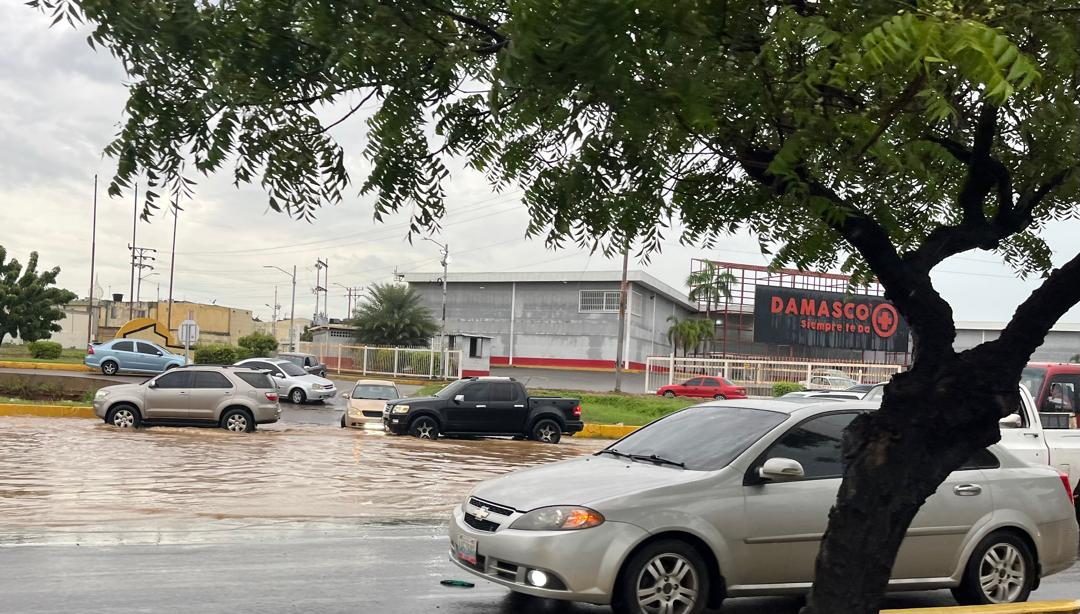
{"left": 85, "top": 339, "right": 187, "bottom": 375}
{"left": 234, "top": 357, "right": 337, "bottom": 404}
{"left": 277, "top": 351, "right": 327, "bottom": 378}
{"left": 341, "top": 379, "right": 401, "bottom": 428}
{"left": 655, "top": 377, "right": 748, "bottom": 400}
{"left": 449, "top": 399, "right": 1077, "bottom": 613}
{"left": 93, "top": 366, "right": 280, "bottom": 432}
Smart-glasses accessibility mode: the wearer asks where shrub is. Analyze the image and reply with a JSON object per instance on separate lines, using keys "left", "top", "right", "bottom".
{"left": 26, "top": 340, "right": 63, "bottom": 360}
{"left": 772, "top": 382, "right": 805, "bottom": 397}
{"left": 194, "top": 344, "right": 252, "bottom": 365}
{"left": 238, "top": 332, "right": 279, "bottom": 357}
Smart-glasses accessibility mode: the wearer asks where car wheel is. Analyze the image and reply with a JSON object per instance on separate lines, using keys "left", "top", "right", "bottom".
{"left": 531, "top": 419, "right": 562, "bottom": 444}
{"left": 952, "top": 532, "right": 1035, "bottom": 605}
{"left": 107, "top": 405, "right": 141, "bottom": 429}
{"left": 221, "top": 408, "right": 255, "bottom": 433}
{"left": 101, "top": 361, "right": 119, "bottom": 376}
{"left": 663, "top": 391, "right": 676, "bottom": 398}
{"left": 340, "top": 414, "right": 347, "bottom": 428}
{"left": 713, "top": 394, "right": 726, "bottom": 400}
{"left": 613, "top": 539, "right": 710, "bottom": 614}
{"left": 289, "top": 388, "right": 306, "bottom": 404}
{"left": 408, "top": 416, "right": 439, "bottom": 440}
{"left": 164, "top": 363, "right": 178, "bottom": 371}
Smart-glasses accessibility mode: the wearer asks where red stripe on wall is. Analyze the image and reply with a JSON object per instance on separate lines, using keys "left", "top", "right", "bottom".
{"left": 461, "top": 369, "right": 490, "bottom": 377}
{"left": 491, "top": 356, "right": 646, "bottom": 371}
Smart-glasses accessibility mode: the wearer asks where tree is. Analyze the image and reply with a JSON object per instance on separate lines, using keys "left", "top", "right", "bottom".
{"left": 238, "top": 331, "right": 279, "bottom": 357}
{"left": 686, "top": 262, "right": 736, "bottom": 317}
{"left": 0, "top": 246, "right": 77, "bottom": 347}
{"left": 32, "top": 2, "right": 1080, "bottom": 611}
{"left": 1072, "top": 354, "right": 1080, "bottom": 363}
{"left": 351, "top": 284, "right": 438, "bottom": 347}
{"left": 299, "top": 325, "right": 313, "bottom": 343}
{"left": 666, "top": 316, "right": 714, "bottom": 357}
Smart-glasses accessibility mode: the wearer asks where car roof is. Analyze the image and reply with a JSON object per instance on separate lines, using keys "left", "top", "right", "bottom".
{"left": 353, "top": 379, "right": 397, "bottom": 386}
{"left": 693, "top": 398, "right": 879, "bottom": 417}
{"left": 277, "top": 352, "right": 314, "bottom": 357}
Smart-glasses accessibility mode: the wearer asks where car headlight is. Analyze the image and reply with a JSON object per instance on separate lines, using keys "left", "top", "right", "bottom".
{"left": 311, "top": 384, "right": 326, "bottom": 390}
{"left": 95, "top": 389, "right": 110, "bottom": 398}
{"left": 509, "top": 506, "right": 604, "bottom": 531}
{"left": 392, "top": 405, "right": 410, "bottom": 414}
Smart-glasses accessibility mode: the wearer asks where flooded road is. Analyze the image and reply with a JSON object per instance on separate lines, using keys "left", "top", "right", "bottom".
{"left": 0, "top": 417, "right": 603, "bottom": 537}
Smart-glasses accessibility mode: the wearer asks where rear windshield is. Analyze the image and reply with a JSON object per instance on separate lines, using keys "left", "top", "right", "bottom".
{"left": 236, "top": 372, "right": 274, "bottom": 389}
{"left": 603, "top": 406, "right": 788, "bottom": 471}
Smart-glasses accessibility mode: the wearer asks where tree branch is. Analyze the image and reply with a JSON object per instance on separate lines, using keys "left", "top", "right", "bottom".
{"left": 855, "top": 75, "right": 926, "bottom": 158}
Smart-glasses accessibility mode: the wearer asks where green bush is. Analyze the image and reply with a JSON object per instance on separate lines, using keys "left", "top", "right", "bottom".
{"left": 194, "top": 344, "right": 252, "bottom": 365}
{"left": 773, "top": 382, "right": 805, "bottom": 397}
{"left": 238, "top": 332, "right": 279, "bottom": 357}
{"left": 26, "top": 341, "right": 63, "bottom": 360}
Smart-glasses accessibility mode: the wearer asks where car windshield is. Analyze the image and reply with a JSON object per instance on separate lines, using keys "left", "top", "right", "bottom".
{"left": 352, "top": 385, "right": 398, "bottom": 400}
{"left": 281, "top": 355, "right": 305, "bottom": 367}
{"left": 1021, "top": 367, "right": 1047, "bottom": 400}
{"left": 434, "top": 379, "right": 471, "bottom": 399}
{"left": 278, "top": 362, "right": 307, "bottom": 377}
{"left": 601, "top": 406, "right": 788, "bottom": 471}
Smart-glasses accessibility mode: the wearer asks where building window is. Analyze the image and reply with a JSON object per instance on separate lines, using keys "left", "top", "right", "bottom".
{"left": 579, "top": 290, "right": 622, "bottom": 313}
{"left": 631, "top": 290, "right": 644, "bottom": 317}
{"left": 469, "top": 337, "right": 482, "bottom": 358}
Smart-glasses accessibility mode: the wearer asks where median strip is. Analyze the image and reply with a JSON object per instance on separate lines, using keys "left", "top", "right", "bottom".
{"left": 882, "top": 600, "right": 1080, "bottom": 613}
{"left": 577, "top": 424, "right": 638, "bottom": 439}
{"left": 0, "top": 360, "right": 92, "bottom": 372}
{"left": 0, "top": 404, "right": 95, "bottom": 419}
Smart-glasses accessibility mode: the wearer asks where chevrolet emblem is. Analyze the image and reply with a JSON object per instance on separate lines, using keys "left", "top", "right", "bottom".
{"left": 473, "top": 506, "right": 491, "bottom": 521}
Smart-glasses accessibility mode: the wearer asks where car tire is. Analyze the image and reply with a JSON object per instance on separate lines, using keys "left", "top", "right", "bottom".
{"left": 106, "top": 404, "right": 141, "bottom": 429}
{"left": 952, "top": 531, "right": 1035, "bottom": 605}
{"left": 408, "top": 416, "right": 439, "bottom": 440}
{"left": 530, "top": 419, "right": 562, "bottom": 444}
{"left": 164, "top": 363, "right": 178, "bottom": 371}
{"left": 101, "top": 360, "right": 119, "bottom": 376}
{"left": 340, "top": 414, "right": 347, "bottom": 428}
{"left": 613, "top": 539, "right": 710, "bottom": 614}
{"left": 663, "top": 391, "right": 676, "bottom": 398}
{"left": 221, "top": 408, "right": 256, "bottom": 433}
{"left": 713, "top": 394, "right": 726, "bottom": 400}
{"left": 289, "top": 388, "right": 306, "bottom": 405}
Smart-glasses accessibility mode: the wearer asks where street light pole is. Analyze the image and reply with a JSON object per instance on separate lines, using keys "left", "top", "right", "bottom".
{"left": 424, "top": 238, "right": 450, "bottom": 377}
{"left": 265, "top": 265, "right": 298, "bottom": 351}
{"left": 614, "top": 247, "right": 629, "bottom": 393}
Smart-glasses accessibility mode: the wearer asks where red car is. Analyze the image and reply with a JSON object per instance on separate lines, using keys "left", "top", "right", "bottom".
{"left": 657, "top": 376, "right": 748, "bottom": 400}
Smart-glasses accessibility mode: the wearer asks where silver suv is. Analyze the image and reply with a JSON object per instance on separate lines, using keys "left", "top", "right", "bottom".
{"left": 93, "top": 366, "right": 281, "bottom": 432}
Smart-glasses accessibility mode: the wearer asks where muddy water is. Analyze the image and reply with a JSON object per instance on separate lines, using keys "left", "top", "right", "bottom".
{"left": 0, "top": 417, "right": 604, "bottom": 532}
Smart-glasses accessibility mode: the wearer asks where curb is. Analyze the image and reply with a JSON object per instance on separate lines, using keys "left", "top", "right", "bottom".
{"left": 0, "top": 404, "right": 95, "bottom": 419}
{"left": 577, "top": 423, "right": 639, "bottom": 439}
{"left": 882, "top": 601, "right": 1080, "bottom": 613}
{"left": 0, "top": 361, "right": 92, "bottom": 372}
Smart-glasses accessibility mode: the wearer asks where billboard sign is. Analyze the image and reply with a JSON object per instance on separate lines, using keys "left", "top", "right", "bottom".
{"left": 753, "top": 286, "right": 909, "bottom": 352}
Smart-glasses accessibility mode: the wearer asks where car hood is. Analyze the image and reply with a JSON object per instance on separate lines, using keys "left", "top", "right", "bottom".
{"left": 296, "top": 374, "right": 334, "bottom": 386}
{"left": 392, "top": 396, "right": 439, "bottom": 405}
{"left": 98, "top": 382, "right": 144, "bottom": 396}
{"left": 470, "top": 455, "right": 708, "bottom": 512}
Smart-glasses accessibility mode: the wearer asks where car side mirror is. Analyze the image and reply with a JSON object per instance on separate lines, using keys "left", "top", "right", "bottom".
{"left": 343, "top": 394, "right": 350, "bottom": 400}
{"left": 148, "top": 382, "right": 157, "bottom": 389}
{"left": 999, "top": 413, "right": 1024, "bottom": 429}
{"left": 758, "top": 458, "right": 805, "bottom": 482}
{"left": 454, "top": 394, "right": 465, "bottom": 404}
{"left": 273, "top": 373, "right": 284, "bottom": 379}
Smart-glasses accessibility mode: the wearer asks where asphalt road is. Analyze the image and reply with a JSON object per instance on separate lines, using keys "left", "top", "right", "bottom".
{"left": 1, "top": 523, "right": 1077, "bottom": 614}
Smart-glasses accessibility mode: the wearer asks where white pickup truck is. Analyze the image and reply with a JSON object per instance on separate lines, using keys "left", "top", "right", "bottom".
{"left": 1000, "top": 386, "right": 1080, "bottom": 513}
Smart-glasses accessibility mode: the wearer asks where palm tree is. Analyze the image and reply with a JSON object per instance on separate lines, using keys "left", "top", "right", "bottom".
{"left": 1073, "top": 354, "right": 1080, "bottom": 363}
{"left": 666, "top": 315, "right": 689, "bottom": 356}
{"left": 666, "top": 316, "right": 715, "bottom": 357}
{"left": 686, "top": 261, "right": 736, "bottom": 316}
{"left": 351, "top": 283, "right": 439, "bottom": 347}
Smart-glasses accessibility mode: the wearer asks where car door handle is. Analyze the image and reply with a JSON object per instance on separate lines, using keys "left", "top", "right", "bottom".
{"left": 953, "top": 484, "right": 983, "bottom": 496}
{"left": 514, "top": 404, "right": 524, "bottom": 408}
{"left": 1023, "top": 432, "right": 1041, "bottom": 438}
{"left": 476, "top": 405, "right": 486, "bottom": 408}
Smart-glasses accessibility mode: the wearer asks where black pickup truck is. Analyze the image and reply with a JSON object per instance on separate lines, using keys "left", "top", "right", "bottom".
{"left": 383, "top": 377, "right": 583, "bottom": 443}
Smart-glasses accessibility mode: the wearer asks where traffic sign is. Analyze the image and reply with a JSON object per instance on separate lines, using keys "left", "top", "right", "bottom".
{"left": 179, "top": 320, "right": 200, "bottom": 345}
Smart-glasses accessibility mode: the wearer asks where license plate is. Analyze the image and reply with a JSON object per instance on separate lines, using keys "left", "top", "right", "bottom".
{"left": 455, "top": 535, "right": 478, "bottom": 566}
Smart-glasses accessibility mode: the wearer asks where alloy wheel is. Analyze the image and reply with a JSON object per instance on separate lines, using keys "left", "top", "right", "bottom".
{"left": 537, "top": 424, "right": 557, "bottom": 442}
{"left": 225, "top": 414, "right": 248, "bottom": 432}
{"left": 415, "top": 420, "right": 435, "bottom": 439}
{"left": 112, "top": 408, "right": 135, "bottom": 428}
{"left": 979, "top": 543, "right": 1026, "bottom": 603}
{"left": 103, "top": 362, "right": 118, "bottom": 375}
{"left": 635, "top": 553, "right": 699, "bottom": 614}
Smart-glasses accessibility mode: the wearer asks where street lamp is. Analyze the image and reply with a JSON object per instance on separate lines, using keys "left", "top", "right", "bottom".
{"left": 333, "top": 282, "right": 360, "bottom": 320}
{"left": 265, "top": 265, "right": 297, "bottom": 351}
{"left": 424, "top": 237, "right": 450, "bottom": 376}
{"left": 137, "top": 271, "right": 159, "bottom": 304}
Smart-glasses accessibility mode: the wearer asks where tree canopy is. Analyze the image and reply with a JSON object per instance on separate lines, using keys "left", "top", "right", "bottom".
{"left": 351, "top": 284, "right": 439, "bottom": 347}
{"left": 0, "top": 246, "right": 77, "bottom": 346}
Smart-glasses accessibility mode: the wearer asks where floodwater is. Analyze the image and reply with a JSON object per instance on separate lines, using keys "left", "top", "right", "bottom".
{"left": 0, "top": 417, "right": 604, "bottom": 539}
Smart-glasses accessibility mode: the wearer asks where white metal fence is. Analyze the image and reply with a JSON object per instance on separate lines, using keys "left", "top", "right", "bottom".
{"left": 645, "top": 356, "right": 903, "bottom": 397}
{"left": 290, "top": 342, "right": 462, "bottom": 380}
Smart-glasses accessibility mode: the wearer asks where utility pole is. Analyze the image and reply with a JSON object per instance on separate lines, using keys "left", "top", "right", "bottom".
{"left": 424, "top": 238, "right": 450, "bottom": 376}
{"left": 265, "top": 265, "right": 298, "bottom": 351}
{"left": 87, "top": 174, "right": 98, "bottom": 347}
{"left": 128, "top": 183, "right": 139, "bottom": 320}
{"left": 129, "top": 246, "right": 157, "bottom": 311}
{"left": 334, "top": 283, "right": 363, "bottom": 319}
{"left": 314, "top": 258, "right": 328, "bottom": 323}
{"left": 167, "top": 200, "right": 179, "bottom": 330}
{"left": 614, "top": 247, "right": 630, "bottom": 393}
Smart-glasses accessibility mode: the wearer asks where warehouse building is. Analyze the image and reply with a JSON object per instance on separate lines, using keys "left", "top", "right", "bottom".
{"left": 406, "top": 271, "right": 697, "bottom": 369}
{"left": 955, "top": 321, "right": 1080, "bottom": 362}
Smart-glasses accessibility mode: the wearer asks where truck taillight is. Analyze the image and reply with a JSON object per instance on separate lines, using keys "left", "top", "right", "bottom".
{"left": 1059, "top": 471, "right": 1074, "bottom": 503}
{"left": 573, "top": 405, "right": 582, "bottom": 418}
{"left": 265, "top": 392, "right": 279, "bottom": 402}
{"left": 87, "top": 345, "right": 95, "bottom": 355}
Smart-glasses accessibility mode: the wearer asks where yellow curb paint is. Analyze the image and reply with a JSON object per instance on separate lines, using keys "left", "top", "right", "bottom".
{"left": 882, "top": 600, "right": 1080, "bottom": 614}
{"left": 0, "top": 361, "right": 92, "bottom": 372}
{"left": 0, "top": 404, "right": 95, "bottom": 419}
{"left": 577, "top": 423, "right": 639, "bottom": 439}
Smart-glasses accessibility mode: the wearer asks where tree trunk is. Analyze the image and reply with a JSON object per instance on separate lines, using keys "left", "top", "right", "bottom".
{"left": 803, "top": 359, "right": 1015, "bottom": 614}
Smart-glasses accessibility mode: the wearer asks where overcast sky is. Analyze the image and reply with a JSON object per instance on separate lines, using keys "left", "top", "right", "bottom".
{"left": 2, "top": 6, "right": 1078, "bottom": 326}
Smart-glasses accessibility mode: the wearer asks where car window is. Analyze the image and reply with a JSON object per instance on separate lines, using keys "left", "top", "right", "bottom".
{"left": 434, "top": 379, "right": 470, "bottom": 399}
{"left": 278, "top": 362, "right": 307, "bottom": 377}
{"left": 1046, "top": 378, "right": 1079, "bottom": 413}
{"left": 153, "top": 371, "right": 192, "bottom": 389}
{"left": 959, "top": 448, "right": 1000, "bottom": 470}
{"left": 113, "top": 341, "right": 134, "bottom": 352}
{"left": 305, "top": 356, "right": 316, "bottom": 367}
{"left": 811, "top": 377, "right": 827, "bottom": 385}
{"left": 281, "top": 355, "right": 304, "bottom": 367}
{"left": 193, "top": 371, "right": 233, "bottom": 389}
{"left": 1021, "top": 366, "right": 1048, "bottom": 401}
{"left": 683, "top": 378, "right": 703, "bottom": 386}
{"left": 491, "top": 382, "right": 518, "bottom": 402}
{"left": 762, "top": 412, "right": 860, "bottom": 480}
{"left": 703, "top": 378, "right": 721, "bottom": 387}
{"left": 351, "top": 385, "right": 398, "bottom": 400}
{"left": 606, "top": 406, "right": 788, "bottom": 471}
{"left": 236, "top": 372, "right": 274, "bottom": 389}
{"left": 463, "top": 383, "right": 491, "bottom": 402}
{"left": 864, "top": 385, "right": 884, "bottom": 402}
{"left": 135, "top": 342, "right": 162, "bottom": 355}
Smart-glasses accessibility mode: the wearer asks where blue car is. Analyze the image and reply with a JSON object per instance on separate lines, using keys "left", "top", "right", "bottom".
{"left": 85, "top": 339, "right": 187, "bottom": 375}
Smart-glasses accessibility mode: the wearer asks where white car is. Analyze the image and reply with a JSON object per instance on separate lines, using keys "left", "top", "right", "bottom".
{"left": 235, "top": 357, "right": 337, "bottom": 404}
{"left": 449, "top": 399, "right": 1077, "bottom": 613}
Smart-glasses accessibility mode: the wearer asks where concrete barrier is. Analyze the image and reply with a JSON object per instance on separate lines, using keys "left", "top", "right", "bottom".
{"left": 882, "top": 600, "right": 1080, "bottom": 613}
{"left": 0, "top": 404, "right": 95, "bottom": 419}
{"left": 0, "top": 360, "right": 92, "bottom": 372}
{"left": 577, "top": 423, "right": 639, "bottom": 439}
